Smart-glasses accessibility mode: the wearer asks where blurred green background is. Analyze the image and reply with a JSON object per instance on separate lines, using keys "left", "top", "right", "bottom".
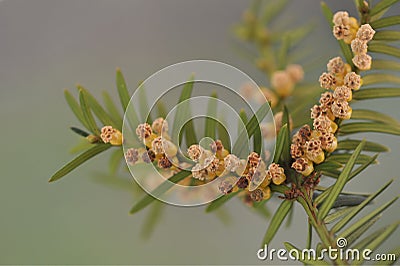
{"left": 0, "top": 0, "right": 399, "bottom": 264}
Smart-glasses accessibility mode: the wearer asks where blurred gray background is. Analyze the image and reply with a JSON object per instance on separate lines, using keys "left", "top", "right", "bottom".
{"left": 0, "top": 0, "right": 399, "bottom": 264}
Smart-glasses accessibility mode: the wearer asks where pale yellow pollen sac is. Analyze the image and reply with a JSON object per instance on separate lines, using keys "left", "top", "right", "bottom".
{"left": 352, "top": 54, "right": 372, "bottom": 71}
{"left": 327, "top": 57, "right": 345, "bottom": 75}
{"left": 151, "top": 117, "right": 168, "bottom": 134}
{"left": 344, "top": 72, "right": 362, "bottom": 90}
{"left": 267, "top": 163, "right": 286, "bottom": 185}
{"left": 356, "top": 24, "right": 375, "bottom": 42}
{"left": 319, "top": 132, "right": 338, "bottom": 153}
{"left": 100, "top": 126, "right": 122, "bottom": 145}
{"left": 135, "top": 123, "right": 152, "bottom": 141}
{"left": 319, "top": 72, "right": 337, "bottom": 90}
{"left": 257, "top": 87, "right": 278, "bottom": 108}
{"left": 271, "top": 70, "right": 294, "bottom": 98}
{"left": 332, "top": 11, "right": 350, "bottom": 26}
{"left": 261, "top": 186, "right": 271, "bottom": 200}
{"left": 286, "top": 64, "right": 304, "bottom": 83}
{"left": 333, "top": 86, "right": 352, "bottom": 102}
{"left": 331, "top": 100, "right": 353, "bottom": 119}
{"left": 313, "top": 115, "right": 332, "bottom": 133}
{"left": 351, "top": 38, "right": 368, "bottom": 55}
{"left": 224, "top": 154, "right": 240, "bottom": 172}
{"left": 187, "top": 144, "right": 203, "bottom": 162}
{"left": 291, "top": 157, "right": 314, "bottom": 176}
{"left": 247, "top": 152, "right": 261, "bottom": 168}
{"left": 305, "top": 139, "right": 325, "bottom": 164}
{"left": 319, "top": 91, "right": 334, "bottom": 108}
{"left": 125, "top": 148, "right": 139, "bottom": 165}
{"left": 290, "top": 143, "right": 305, "bottom": 159}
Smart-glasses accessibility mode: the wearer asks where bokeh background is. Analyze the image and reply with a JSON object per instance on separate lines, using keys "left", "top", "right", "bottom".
{"left": 0, "top": 0, "right": 399, "bottom": 264}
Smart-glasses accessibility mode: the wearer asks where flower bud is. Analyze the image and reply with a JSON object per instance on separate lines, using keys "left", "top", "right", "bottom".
{"left": 351, "top": 38, "right": 368, "bottom": 55}
{"left": 292, "top": 157, "right": 314, "bottom": 176}
{"left": 352, "top": 54, "right": 372, "bottom": 71}
{"left": 319, "top": 132, "right": 338, "bottom": 153}
{"left": 100, "top": 126, "right": 122, "bottom": 146}
{"left": 344, "top": 72, "right": 362, "bottom": 90}
{"left": 271, "top": 71, "right": 294, "bottom": 98}
{"left": 151, "top": 117, "right": 168, "bottom": 134}
{"left": 286, "top": 64, "right": 304, "bottom": 83}
{"left": 327, "top": 57, "right": 345, "bottom": 75}
{"left": 333, "top": 86, "right": 352, "bottom": 101}
{"left": 356, "top": 24, "right": 375, "bottom": 42}
{"left": 187, "top": 144, "right": 203, "bottom": 162}
{"left": 267, "top": 163, "right": 286, "bottom": 185}
{"left": 331, "top": 100, "right": 352, "bottom": 119}
{"left": 305, "top": 139, "right": 325, "bottom": 164}
{"left": 319, "top": 72, "right": 337, "bottom": 90}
